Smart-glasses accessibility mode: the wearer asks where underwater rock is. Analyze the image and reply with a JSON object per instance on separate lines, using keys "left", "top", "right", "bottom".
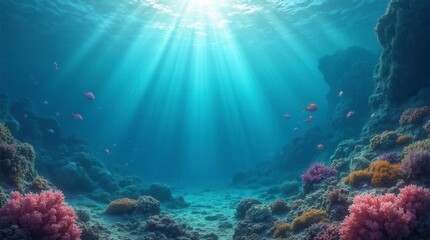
{"left": 76, "top": 208, "right": 91, "bottom": 223}
{"left": 280, "top": 180, "right": 300, "bottom": 196}
{"left": 52, "top": 161, "right": 96, "bottom": 191}
{"left": 166, "top": 196, "right": 189, "bottom": 209}
{"left": 235, "top": 198, "right": 262, "bottom": 219}
{"left": 145, "top": 215, "right": 186, "bottom": 238}
{"left": 245, "top": 204, "right": 272, "bottom": 223}
{"left": 0, "top": 222, "right": 31, "bottom": 240}
{"left": 134, "top": 195, "right": 161, "bottom": 216}
{"left": 319, "top": 46, "right": 377, "bottom": 140}
{"left": 27, "top": 176, "right": 56, "bottom": 193}
{"left": 269, "top": 199, "right": 289, "bottom": 215}
{"left": 370, "top": 0, "right": 430, "bottom": 109}
{"left": 147, "top": 183, "right": 173, "bottom": 202}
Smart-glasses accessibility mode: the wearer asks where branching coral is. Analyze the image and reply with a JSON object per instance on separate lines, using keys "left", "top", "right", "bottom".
{"left": 105, "top": 198, "right": 138, "bottom": 215}
{"left": 400, "top": 148, "right": 430, "bottom": 180}
{"left": 370, "top": 131, "right": 398, "bottom": 149}
{"left": 301, "top": 163, "right": 336, "bottom": 186}
{"left": 339, "top": 185, "right": 430, "bottom": 240}
{"left": 344, "top": 170, "right": 372, "bottom": 187}
{"left": 399, "top": 106, "right": 430, "bottom": 125}
{"left": 0, "top": 191, "right": 81, "bottom": 240}
{"left": 292, "top": 209, "right": 329, "bottom": 232}
{"left": 369, "top": 160, "right": 400, "bottom": 187}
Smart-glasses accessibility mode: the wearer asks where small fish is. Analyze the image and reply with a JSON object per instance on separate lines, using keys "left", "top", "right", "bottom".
{"left": 370, "top": 113, "right": 377, "bottom": 119}
{"left": 338, "top": 91, "right": 344, "bottom": 97}
{"left": 112, "top": 143, "right": 118, "bottom": 147}
{"left": 304, "top": 103, "right": 318, "bottom": 112}
{"left": 55, "top": 112, "right": 60, "bottom": 117}
{"left": 23, "top": 114, "right": 28, "bottom": 118}
{"left": 317, "top": 144, "right": 324, "bottom": 150}
{"left": 283, "top": 114, "right": 291, "bottom": 119}
{"left": 47, "top": 129, "right": 54, "bottom": 134}
{"left": 105, "top": 148, "right": 110, "bottom": 155}
{"left": 53, "top": 62, "right": 59, "bottom": 70}
{"left": 293, "top": 127, "right": 299, "bottom": 131}
{"left": 72, "top": 113, "right": 83, "bottom": 120}
{"left": 43, "top": 100, "right": 49, "bottom": 105}
{"left": 304, "top": 115, "right": 314, "bottom": 123}
{"left": 346, "top": 111, "right": 355, "bottom": 118}
{"left": 84, "top": 91, "right": 95, "bottom": 100}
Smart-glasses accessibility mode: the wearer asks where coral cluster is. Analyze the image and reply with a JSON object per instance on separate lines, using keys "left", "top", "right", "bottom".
{"left": 292, "top": 209, "right": 329, "bottom": 232}
{"left": 0, "top": 191, "right": 81, "bottom": 240}
{"left": 301, "top": 163, "right": 336, "bottom": 186}
{"left": 399, "top": 106, "right": 430, "bottom": 125}
{"left": 273, "top": 222, "right": 292, "bottom": 238}
{"left": 269, "top": 199, "right": 289, "bottom": 215}
{"left": 235, "top": 198, "right": 262, "bottom": 219}
{"left": 400, "top": 148, "right": 430, "bottom": 180}
{"left": 134, "top": 195, "right": 161, "bottom": 216}
{"left": 370, "top": 131, "right": 398, "bottom": 149}
{"left": 340, "top": 185, "right": 430, "bottom": 240}
{"left": 344, "top": 170, "right": 372, "bottom": 187}
{"left": 369, "top": 160, "right": 400, "bottom": 187}
{"left": 378, "top": 151, "right": 402, "bottom": 163}
{"left": 105, "top": 198, "right": 138, "bottom": 215}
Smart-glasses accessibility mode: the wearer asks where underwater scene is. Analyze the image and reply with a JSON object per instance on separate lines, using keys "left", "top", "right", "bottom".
{"left": 0, "top": 0, "right": 429, "bottom": 239}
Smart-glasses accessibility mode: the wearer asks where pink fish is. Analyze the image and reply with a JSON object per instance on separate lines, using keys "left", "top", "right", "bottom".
{"left": 283, "top": 114, "right": 291, "bottom": 119}
{"left": 346, "top": 111, "right": 355, "bottom": 118}
{"left": 105, "top": 148, "right": 110, "bottom": 155}
{"left": 317, "top": 144, "right": 324, "bottom": 150}
{"left": 72, "top": 113, "right": 83, "bottom": 120}
{"left": 84, "top": 91, "right": 95, "bottom": 100}
{"left": 304, "top": 115, "right": 314, "bottom": 123}
{"left": 293, "top": 127, "right": 299, "bottom": 131}
{"left": 370, "top": 113, "right": 377, "bottom": 119}
{"left": 304, "top": 103, "right": 318, "bottom": 112}
{"left": 338, "top": 91, "right": 344, "bottom": 97}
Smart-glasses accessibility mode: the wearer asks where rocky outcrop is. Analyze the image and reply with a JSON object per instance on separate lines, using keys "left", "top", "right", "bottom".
{"left": 370, "top": 0, "right": 430, "bottom": 110}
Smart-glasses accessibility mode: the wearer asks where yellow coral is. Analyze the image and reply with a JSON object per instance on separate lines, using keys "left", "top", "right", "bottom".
{"left": 105, "top": 198, "right": 138, "bottom": 215}
{"left": 370, "top": 131, "right": 398, "bottom": 149}
{"left": 369, "top": 160, "right": 400, "bottom": 187}
{"left": 292, "top": 209, "right": 329, "bottom": 231}
{"left": 396, "top": 135, "right": 411, "bottom": 145}
{"left": 344, "top": 170, "right": 373, "bottom": 187}
{"left": 273, "top": 222, "right": 292, "bottom": 239}
{"left": 0, "top": 123, "right": 14, "bottom": 144}
{"left": 403, "top": 138, "right": 430, "bottom": 155}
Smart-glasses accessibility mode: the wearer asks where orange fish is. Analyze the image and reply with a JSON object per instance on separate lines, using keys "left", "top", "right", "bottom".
{"left": 304, "top": 103, "right": 318, "bottom": 112}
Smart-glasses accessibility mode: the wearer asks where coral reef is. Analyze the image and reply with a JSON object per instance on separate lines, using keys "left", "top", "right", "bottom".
{"left": 134, "top": 195, "right": 161, "bottom": 216}
{"left": 245, "top": 204, "right": 272, "bottom": 223}
{"left": 369, "top": 160, "right": 400, "bottom": 187}
{"left": 314, "top": 224, "right": 340, "bottom": 240}
{"left": 105, "top": 198, "right": 138, "bottom": 215}
{"left": 301, "top": 163, "right": 336, "bottom": 186}
{"left": 272, "top": 222, "right": 292, "bottom": 239}
{"left": 400, "top": 148, "right": 430, "bottom": 181}
{"left": 269, "top": 199, "right": 289, "bottom": 215}
{"left": 378, "top": 151, "right": 402, "bottom": 163}
{"left": 339, "top": 185, "right": 430, "bottom": 240}
{"left": 399, "top": 106, "right": 430, "bottom": 125}
{"left": 235, "top": 198, "right": 262, "bottom": 219}
{"left": 403, "top": 138, "right": 430, "bottom": 155}
{"left": 292, "top": 209, "right": 329, "bottom": 232}
{"left": 0, "top": 191, "right": 81, "bottom": 240}
{"left": 370, "top": 131, "right": 398, "bottom": 149}
{"left": 344, "top": 170, "right": 372, "bottom": 187}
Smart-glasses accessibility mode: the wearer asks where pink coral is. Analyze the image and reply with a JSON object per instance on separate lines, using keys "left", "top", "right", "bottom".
{"left": 0, "top": 190, "right": 81, "bottom": 240}
{"left": 301, "top": 162, "right": 336, "bottom": 185}
{"left": 399, "top": 106, "right": 430, "bottom": 125}
{"left": 339, "top": 185, "right": 430, "bottom": 240}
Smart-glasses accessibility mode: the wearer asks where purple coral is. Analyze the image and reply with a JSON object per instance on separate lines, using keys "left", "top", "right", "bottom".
{"left": 399, "top": 106, "right": 430, "bottom": 125}
{"left": 400, "top": 148, "right": 430, "bottom": 180}
{"left": 378, "top": 152, "right": 402, "bottom": 163}
{"left": 301, "top": 163, "right": 336, "bottom": 185}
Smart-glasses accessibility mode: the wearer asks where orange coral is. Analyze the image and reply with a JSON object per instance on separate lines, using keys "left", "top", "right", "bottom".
{"left": 105, "top": 198, "right": 137, "bottom": 215}
{"left": 292, "top": 209, "right": 329, "bottom": 231}
{"left": 273, "top": 222, "right": 292, "bottom": 238}
{"left": 369, "top": 160, "right": 400, "bottom": 187}
{"left": 396, "top": 135, "right": 412, "bottom": 145}
{"left": 344, "top": 170, "right": 373, "bottom": 187}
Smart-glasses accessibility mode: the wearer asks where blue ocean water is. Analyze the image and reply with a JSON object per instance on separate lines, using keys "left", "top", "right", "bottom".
{"left": 0, "top": 0, "right": 389, "bottom": 185}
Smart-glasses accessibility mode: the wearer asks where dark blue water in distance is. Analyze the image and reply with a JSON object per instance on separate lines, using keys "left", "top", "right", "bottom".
{"left": 0, "top": 0, "right": 390, "bottom": 186}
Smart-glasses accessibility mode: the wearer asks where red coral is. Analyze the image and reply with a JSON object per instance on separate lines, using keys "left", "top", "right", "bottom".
{"left": 0, "top": 191, "right": 81, "bottom": 240}
{"left": 339, "top": 185, "right": 430, "bottom": 240}
{"left": 399, "top": 106, "right": 430, "bottom": 125}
